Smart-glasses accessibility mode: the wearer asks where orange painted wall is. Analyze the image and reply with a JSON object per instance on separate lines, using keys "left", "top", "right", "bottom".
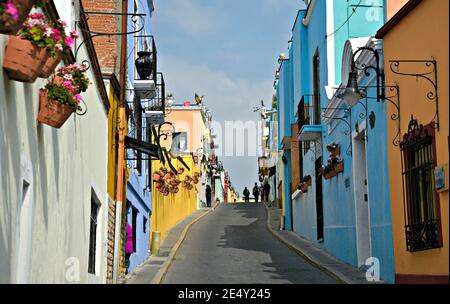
{"left": 160, "top": 107, "right": 203, "bottom": 153}
{"left": 382, "top": 0, "right": 449, "bottom": 279}
{"left": 386, "top": 0, "right": 410, "bottom": 19}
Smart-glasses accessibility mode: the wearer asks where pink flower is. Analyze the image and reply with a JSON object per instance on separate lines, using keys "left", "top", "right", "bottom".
{"left": 51, "top": 28, "right": 61, "bottom": 40}
{"left": 74, "top": 94, "right": 83, "bottom": 103}
{"left": 57, "top": 19, "right": 67, "bottom": 27}
{"left": 70, "top": 30, "right": 79, "bottom": 39}
{"left": 64, "top": 36, "right": 74, "bottom": 48}
{"left": 63, "top": 74, "right": 73, "bottom": 80}
{"left": 5, "top": 1, "right": 19, "bottom": 21}
{"left": 29, "top": 12, "right": 44, "bottom": 20}
{"left": 44, "top": 27, "right": 54, "bottom": 37}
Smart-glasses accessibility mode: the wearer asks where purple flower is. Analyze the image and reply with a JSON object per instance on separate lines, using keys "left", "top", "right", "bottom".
{"left": 5, "top": 1, "right": 19, "bottom": 21}
{"left": 74, "top": 94, "right": 83, "bottom": 102}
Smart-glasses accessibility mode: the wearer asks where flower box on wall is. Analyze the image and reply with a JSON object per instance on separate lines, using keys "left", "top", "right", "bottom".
{"left": 0, "top": 0, "right": 35, "bottom": 35}
{"left": 37, "top": 89, "right": 75, "bottom": 128}
{"left": 2, "top": 35, "right": 48, "bottom": 82}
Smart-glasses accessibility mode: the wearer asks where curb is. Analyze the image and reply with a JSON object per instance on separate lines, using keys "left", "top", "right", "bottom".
{"left": 265, "top": 207, "right": 350, "bottom": 284}
{"left": 151, "top": 202, "right": 219, "bottom": 284}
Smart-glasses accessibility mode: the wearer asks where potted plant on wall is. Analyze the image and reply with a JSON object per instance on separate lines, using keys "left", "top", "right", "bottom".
{"left": 302, "top": 175, "right": 312, "bottom": 186}
{"left": 0, "top": 0, "right": 35, "bottom": 35}
{"left": 39, "top": 19, "right": 79, "bottom": 78}
{"left": 326, "top": 142, "right": 340, "bottom": 157}
{"left": 37, "top": 63, "right": 90, "bottom": 128}
{"left": 3, "top": 12, "right": 51, "bottom": 82}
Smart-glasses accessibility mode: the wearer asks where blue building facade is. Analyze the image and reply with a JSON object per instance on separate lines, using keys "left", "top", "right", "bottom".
{"left": 277, "top": 0, "right": 395, "bottom": 282}
{"left": 125, "top": 0, "right": 155, "bottom": 273}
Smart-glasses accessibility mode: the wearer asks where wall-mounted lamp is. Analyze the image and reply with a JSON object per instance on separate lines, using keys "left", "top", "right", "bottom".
{"left": 343, "top": 47, "right": 385, "bottom": 106}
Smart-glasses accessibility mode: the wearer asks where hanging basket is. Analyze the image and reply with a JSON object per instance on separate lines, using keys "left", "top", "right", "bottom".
{"left": 39, "top": 51, "right": 63, "bottom": 78}
{"left": 37, "top": 89, "right": 75, "bottom": 128}
{"left": 335, "top": 162, "right": 344, "bottom": 173}
{"left": 0, "top": 0, "right": 35, "bottom": 35}
{"left": 3, "top": 36, "right": 48, "bottom": 83}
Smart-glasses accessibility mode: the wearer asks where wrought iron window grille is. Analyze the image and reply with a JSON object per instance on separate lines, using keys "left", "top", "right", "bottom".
{"left": 400, "top": 116, "right": 442, "bottom": 252}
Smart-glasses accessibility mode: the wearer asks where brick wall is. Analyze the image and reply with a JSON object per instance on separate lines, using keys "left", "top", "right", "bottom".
{"left": 81, "top": 0, "right": 120, "bottom": 76}
{"left": 106, "top": 197, "right": 116, "bottom": 283}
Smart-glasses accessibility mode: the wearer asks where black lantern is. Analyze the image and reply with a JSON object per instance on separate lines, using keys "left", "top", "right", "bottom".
{"left": 135, "top": 51, "right": 153, "bottom": 80}
{"left": 343, "top": 47, "right": 385, "bottom": 105}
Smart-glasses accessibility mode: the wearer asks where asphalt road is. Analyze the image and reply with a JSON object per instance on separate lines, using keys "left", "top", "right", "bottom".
{"left": 163, "top": 203, "right": 337, "bottom": 284}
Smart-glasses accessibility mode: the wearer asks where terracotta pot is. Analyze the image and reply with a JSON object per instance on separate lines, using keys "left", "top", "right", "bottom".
{"left": 39, "top": 52, "right": 63, "bottom": 78}
{"left": 335, "top": 162, "right": 344, "bottom": 173}
{"left": 37, "top": 89, "right": 75, "bottom": 128}
{"left": 329, "top": 146, "right": 340, "bottom": 157}
{"left": 3, "top": 36, "right": 48, "bottom": 83}
{"left": 0, "top": 0, "right": 35, "bottom": 35}
{"left": 300, "top": 183, "right": 308, "bottom": 193}
{"left": 153, "top": 173, "right": 161, "bottom": 182}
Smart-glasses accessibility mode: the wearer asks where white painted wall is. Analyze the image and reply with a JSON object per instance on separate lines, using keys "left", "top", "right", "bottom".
{"left": 0, "top": 12, "right": 108, "bottom": 283}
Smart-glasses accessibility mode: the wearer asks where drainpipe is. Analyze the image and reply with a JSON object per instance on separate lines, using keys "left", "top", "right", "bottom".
{"left": 113, "top": 0, "right": 128, "bottom": 284}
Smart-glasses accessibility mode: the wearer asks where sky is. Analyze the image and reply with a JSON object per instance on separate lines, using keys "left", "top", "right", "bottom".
{"left": 152, "top": 0, "right": 306, "bottom": 194}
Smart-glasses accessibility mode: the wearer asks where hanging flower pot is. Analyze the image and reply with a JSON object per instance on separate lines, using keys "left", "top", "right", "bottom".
{"left": 335, "top": 161, "right": 344, "bottom": 173}
{"left": 39, "top": 51, "right": 63, "bottom": 78}
{"left": 0, "top": 0, "right": 35, "bottom": 35}
{"left": 299, "top": 183, "right": 308, "bottom": 193}
{"left": 3, "top": 36, "right": 48, "bottom": 83}
{"left": 135, "top": 51, "right": 153, "bottom": 80}
{"left": 153, "top": 173, "right": 162, "bottom": 182}
{"left": 37, "top": 89, "right": 75, "bottom": 128}
{"left": 302, "top": 175, "right": 312, "bottom": 186}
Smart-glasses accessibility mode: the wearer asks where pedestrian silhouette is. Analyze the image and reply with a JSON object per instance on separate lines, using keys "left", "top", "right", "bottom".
{"left": 252, "top": 182, "right": 259, "bottom": 203}
{"left": 243, "top": 187, "right": 250, "bottom": 203}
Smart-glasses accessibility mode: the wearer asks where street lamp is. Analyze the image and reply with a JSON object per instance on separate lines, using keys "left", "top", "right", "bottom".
{"left": 343, "top": 47, "right": 385, "bottom": 106}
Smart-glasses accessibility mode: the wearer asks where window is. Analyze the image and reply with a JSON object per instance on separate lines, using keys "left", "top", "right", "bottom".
{"left": 312, "top": 50, "right": 321, "bottom": 125}
{"left": 298, "top": 96, "right": 310, "bottom": 154}
{"left": 132, "top": 207, "right": 138, "bottom": 251}
{"left": 401, "top": 118, "right": 442, "bottom": 252}
{"left": 171, "top": 132, "right": 188, "bottom": 152}
{"left": 143, "top": 216, "right": 147, "bottom": 233}
{"left": 88, "top": 192, "right": 101, "bottom": 274}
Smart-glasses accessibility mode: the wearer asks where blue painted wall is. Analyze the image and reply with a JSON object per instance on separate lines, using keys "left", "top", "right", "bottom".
{"left": 125, "top": 0, "right": 154, "bottom": 273}
{"left": 285, "top": 0, "right": 394, "bottom": 282}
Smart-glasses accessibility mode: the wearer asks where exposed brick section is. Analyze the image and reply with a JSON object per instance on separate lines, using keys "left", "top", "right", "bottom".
{"left": 106, "top": 197, "right": 116, "bottom": 284}
{"left": 81, "top": 0, "right": 119, "bottom": 75}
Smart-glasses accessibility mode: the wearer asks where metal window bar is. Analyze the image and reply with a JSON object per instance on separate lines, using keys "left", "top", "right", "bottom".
{"left": 401, "top": 119, "right": 441, "bottom": 252}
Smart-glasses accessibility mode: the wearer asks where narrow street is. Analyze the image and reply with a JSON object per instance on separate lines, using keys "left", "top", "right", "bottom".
{"left": 162, "top": 203, "right": 337, "bottom": 284}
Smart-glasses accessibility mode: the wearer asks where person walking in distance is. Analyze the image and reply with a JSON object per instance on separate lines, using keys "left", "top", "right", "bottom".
{"left": 263, "top": 182, "right": 271, "bottom": 203}
{"left": 252, "top": 182, "right": 260, "bottom": 203}
{"left": 205, "top": 184, "right": 212, "bottom": 208}
{"left": 243, "top": 187, "right": 250, "bottom": 203}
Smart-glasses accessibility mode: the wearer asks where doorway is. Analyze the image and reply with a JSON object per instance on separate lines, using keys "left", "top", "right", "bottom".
{"left": 315, "top": 157, "right": 324, "bottom": 242}
{"left": 352, "top": 130, "right": 372, "bottom": 267}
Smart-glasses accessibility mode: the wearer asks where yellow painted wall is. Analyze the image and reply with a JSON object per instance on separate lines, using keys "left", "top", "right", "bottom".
{"left": 106, "top": 84, "right": 129, "bottom": 277}
{"left": 150, "top": 156, "right": 199, "bottom": 245}
{"left": 383, "top": 0, "right": 449, "bottom": 279}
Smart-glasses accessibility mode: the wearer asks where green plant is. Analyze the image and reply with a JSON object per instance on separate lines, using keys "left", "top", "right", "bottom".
{"left": 45, "top": 83, "right": 78, "bottom": 108}
{"left": 18, "top": 12, "right": 78, "bottom": 57}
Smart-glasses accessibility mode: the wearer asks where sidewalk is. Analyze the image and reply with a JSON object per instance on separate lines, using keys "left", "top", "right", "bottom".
{"left": 120, "top": 204, "right": 218, "bottom": 284}
{"left": 265, "top": 205, "right": 384, "bottom": 284}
